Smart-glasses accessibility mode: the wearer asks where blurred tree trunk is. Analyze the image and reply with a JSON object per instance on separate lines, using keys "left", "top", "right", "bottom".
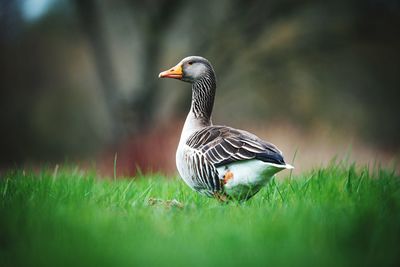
{"left": 73, "top": 0, "right": 119, "bottom": 139}
{"left": 129, "top": 0, "right": 184, "bottom": 128}
{"left": 74, "top": 0, "right": 185, "bottom": 135}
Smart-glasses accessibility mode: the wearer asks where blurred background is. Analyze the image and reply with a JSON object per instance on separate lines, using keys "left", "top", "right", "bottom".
{"left": 1, "top": 0, "right": 399, "bottom": 176}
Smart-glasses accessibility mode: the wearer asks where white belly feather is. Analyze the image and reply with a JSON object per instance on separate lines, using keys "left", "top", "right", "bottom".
{"left": 176, "top": 144, "right": 197, "bottom": 190}
{"left": 217, "top": 160, "right": 292, "bottom": 199}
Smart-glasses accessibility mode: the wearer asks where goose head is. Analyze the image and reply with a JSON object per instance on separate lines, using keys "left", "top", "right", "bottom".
{"left": 158, "top": 56, "right": 214, "bottom": 83}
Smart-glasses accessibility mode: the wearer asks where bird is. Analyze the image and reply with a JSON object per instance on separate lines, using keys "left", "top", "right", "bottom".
{"left": 159, "top": 56, "right": 293, "bottom": 201}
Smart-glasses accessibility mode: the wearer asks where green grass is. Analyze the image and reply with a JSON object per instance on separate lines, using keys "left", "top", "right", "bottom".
{"left": 0, "top": 163, "right": 399, "bottom": 267}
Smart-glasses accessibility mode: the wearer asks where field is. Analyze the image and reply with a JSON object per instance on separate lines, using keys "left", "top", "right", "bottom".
{"left": 1, "top": 162, "right": 399, "bottom": 267}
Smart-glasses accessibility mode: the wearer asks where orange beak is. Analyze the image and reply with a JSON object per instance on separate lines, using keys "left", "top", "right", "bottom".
{"left": 158, "top": 63, "right": 183, "bottom": 79}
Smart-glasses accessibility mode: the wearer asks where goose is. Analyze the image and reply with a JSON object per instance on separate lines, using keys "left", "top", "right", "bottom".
{"left": 159, "top": 56, "right": 293, "bottom": 201}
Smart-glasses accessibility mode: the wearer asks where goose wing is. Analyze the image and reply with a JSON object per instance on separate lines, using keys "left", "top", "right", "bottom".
{"left": 186, "top": 125, "right": 286, "bottom": 168}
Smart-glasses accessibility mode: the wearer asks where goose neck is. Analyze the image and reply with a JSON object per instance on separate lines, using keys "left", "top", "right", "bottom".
{"left": 190, "top": 71, "right": 216, "bottom": 123}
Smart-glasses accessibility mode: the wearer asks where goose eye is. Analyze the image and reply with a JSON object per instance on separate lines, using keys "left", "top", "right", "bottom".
{"left": 188, "top": 61, "right": 193, "bottom": 65}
